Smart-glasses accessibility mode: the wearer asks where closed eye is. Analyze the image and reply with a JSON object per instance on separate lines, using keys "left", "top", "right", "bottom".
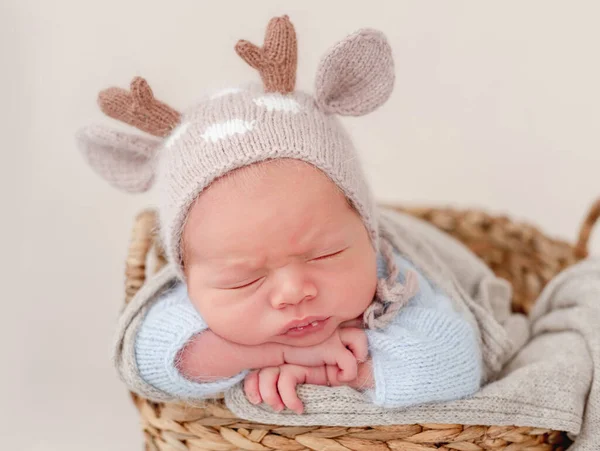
{"left": 228, "top": 277, "right": 264, "bottom": 290}
{"left": 311, "top": 249, "right": 345, "bottom": 261}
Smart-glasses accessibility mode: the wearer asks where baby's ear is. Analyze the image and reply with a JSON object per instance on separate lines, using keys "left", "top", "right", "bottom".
{"left": 75, "top": 125, "right": 161, "bottom": 193}
{"left": 315, "top": 29, "right": 394, "bottom": 116}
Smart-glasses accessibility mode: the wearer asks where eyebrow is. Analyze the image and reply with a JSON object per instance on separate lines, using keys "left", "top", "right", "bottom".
{"left": 204, "top": 262, "right": 262, "bottom": 287}
{"left": 208, "top": 257, "right": 266, "bottom": 276}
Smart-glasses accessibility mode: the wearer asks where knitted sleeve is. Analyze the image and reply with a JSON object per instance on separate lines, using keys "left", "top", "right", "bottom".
{"left": 364, "top": 254, "right": 483, "bottom": 408}
{"left": 135, "top": 283, "right": 249, "bottom": 399}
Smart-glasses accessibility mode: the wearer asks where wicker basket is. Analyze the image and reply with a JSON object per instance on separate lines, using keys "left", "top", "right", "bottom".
{"left": 123, "top": 200, "right": 599, "bottom": 451}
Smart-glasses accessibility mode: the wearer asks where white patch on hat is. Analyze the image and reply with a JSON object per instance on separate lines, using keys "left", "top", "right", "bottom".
{"left": 201, "top": 119, "right": 257, "bottom": 143}
{"left": 253, "top": 94, "right": 302, "bottom": 113}
{"left": 163, "top": 122, "right": 190, "bottom": 149}
{"left": 210, "top": 87, "right": 243, "bottom": 99}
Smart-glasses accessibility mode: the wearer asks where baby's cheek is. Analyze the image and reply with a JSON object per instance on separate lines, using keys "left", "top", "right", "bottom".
{"left": 334, "top": 265, "right": 377, "bottom": 317}
{"left": 188, "top": 290, "right": 230, "bottom": 332}
{"left": 198, "top": 300, "right": 269, "bottom": 345}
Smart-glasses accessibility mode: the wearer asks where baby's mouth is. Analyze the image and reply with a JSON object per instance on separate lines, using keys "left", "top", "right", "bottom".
{"left": 281, "top": 317, "right": 331, "bottom": 336}
{"left": 288, "top": 320, "right": 319, "bottom": 331}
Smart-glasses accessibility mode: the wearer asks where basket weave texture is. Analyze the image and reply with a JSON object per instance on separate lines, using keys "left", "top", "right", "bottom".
{"left": 123, "top": 201, "right": 599, "bottom": 451}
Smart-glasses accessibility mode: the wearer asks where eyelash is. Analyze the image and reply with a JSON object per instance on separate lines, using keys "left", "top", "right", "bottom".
{"left": 311, "top": 249, "right": 345, "bottom": 261}
{"left": 229, "top": 277, "right": 264, "bottom": 290}
{"left": 227, "top": 250, "right": 345, "bottom": 289}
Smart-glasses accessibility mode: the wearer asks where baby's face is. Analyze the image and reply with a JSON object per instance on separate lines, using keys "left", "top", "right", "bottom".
{"left": 182, "top": 160, "right": 378, "bottom": 347}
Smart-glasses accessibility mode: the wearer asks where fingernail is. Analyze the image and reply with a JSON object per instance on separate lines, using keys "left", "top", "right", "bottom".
{"left": 249, "top": 395, "right": 260, "bottom": 404}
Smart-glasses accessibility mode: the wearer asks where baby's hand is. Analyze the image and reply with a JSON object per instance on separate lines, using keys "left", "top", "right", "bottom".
{"left": 283, "top": 327, "right": 368, "bottom": 382}
{"left": 243, "top": 359, "right": 375, "bottom": 414}
{"left": 244, "top": 364, "right": 329, "bottom": 414}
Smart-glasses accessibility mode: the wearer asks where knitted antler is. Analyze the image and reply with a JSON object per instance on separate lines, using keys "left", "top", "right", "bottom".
{"left": 235, "top": 15, "right": 297, "bottom": 93}
{"left": 97, "top": 77, "right": 181, "bottom": 137}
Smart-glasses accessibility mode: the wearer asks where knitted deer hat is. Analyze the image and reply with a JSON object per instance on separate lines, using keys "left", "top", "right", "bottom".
{"left": 76, "top": 16, "right": 396, "bottom": 290}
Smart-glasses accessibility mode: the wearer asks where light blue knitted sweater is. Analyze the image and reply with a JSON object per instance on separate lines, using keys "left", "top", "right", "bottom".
{"left": 135, "top": 250, "right": 482, "bottom": 408}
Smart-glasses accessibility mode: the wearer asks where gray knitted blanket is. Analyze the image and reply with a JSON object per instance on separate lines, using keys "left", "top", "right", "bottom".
{"left": 225, "top": 257, "right": 600, "bottom": 450}
{"left": 114, "top": 209, "right": 599, "bottom": 449}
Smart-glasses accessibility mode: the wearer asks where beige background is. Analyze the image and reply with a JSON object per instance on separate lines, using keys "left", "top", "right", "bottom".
{"left": 2, "top": 1, "right": 598, "bottom": 449}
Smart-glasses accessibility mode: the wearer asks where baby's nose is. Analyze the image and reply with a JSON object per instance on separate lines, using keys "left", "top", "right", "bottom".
{"left": 271, "top": 293, "right": 315, "bottom": 309}
{"left": 269, "top": 265, "right": 317, "bottom": 309}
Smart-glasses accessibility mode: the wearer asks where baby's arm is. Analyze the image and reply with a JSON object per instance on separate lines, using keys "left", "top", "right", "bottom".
{"left": 135, "top": 283, "right": 367, "bottom": 400}
{"left": 176, "top": 330, "right": 287, "bottom": 381}
{"left": 135, "top": 284, "right": 250, "bottom": 398}
{"left": 363, "top": 292, "right": 482, "bottom": 408}
{"left": 178, "top": 324, "right": 368, "bottom": 382}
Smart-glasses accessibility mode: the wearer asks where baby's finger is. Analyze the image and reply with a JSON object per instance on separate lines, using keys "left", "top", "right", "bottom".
{"left": 277, "top": 367, "right": 305, "bottom": 414}
{"left": 244, "top": 370, "right": 261, "bottom": 404}
{"left": 258, "top": 367, "right": 284, "bottom": 412}
{"left": 325, "top": 364, "right": 343, "bottom": 387}
{"left": 303, "top": 365, "right": 329, "bottom": 386}
{"left": 339, "top": 327, "right": 369, "bottom": 363}
{"left": 335, "top": 347, "right": 358, "bottom": 382}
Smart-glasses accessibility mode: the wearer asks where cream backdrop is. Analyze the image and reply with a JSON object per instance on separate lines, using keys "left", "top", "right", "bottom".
{"left": 2, "top": 1, "right": 598, "bottom": 449}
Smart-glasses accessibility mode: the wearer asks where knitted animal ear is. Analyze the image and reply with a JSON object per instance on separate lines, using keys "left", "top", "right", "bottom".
{"left": 315, "top": 29, "right": 394, "bottom": 116}
{"left": 76, "top": 125, "right": 161, "bottom": 193}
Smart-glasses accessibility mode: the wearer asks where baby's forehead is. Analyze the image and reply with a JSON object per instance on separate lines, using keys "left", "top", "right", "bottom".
{"left": 180, "top": 158, "right": 357, "bottom": 263}
{"left": 194, "top": 158, "right": 348, "bottom": 210}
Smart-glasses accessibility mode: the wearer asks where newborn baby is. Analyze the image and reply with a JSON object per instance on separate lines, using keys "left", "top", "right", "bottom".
{"left": 77, "top": 16, "right": 486, "bottom": 414}
{"left": 135, "top": 159, "right": 481, "bottom": 413}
